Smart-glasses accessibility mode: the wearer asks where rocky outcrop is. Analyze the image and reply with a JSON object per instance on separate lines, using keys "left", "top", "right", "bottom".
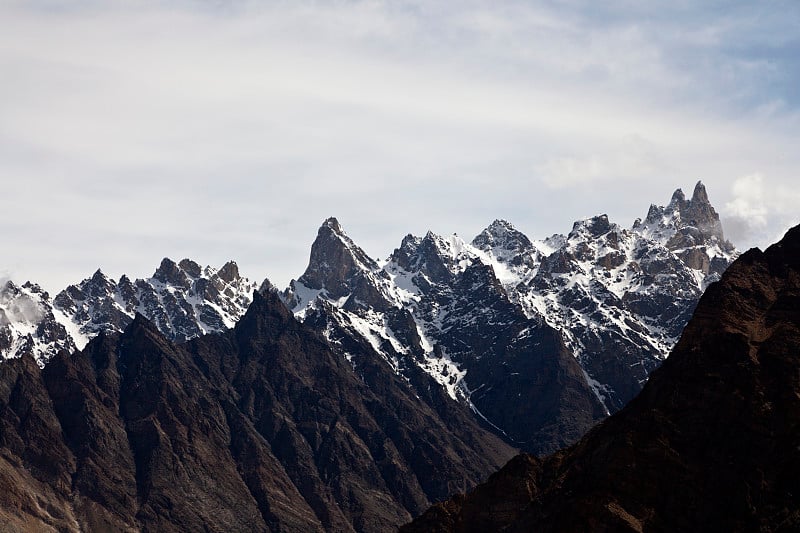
{"left": 402, "top": 224, "right": 800, "bottom": 533}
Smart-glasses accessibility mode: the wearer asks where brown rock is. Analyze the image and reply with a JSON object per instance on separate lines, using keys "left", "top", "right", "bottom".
{"left": 403, "top": 224, "right": 800, "bottom": 533}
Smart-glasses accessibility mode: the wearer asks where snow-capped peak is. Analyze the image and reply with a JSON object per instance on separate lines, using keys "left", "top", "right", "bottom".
{"left": 473, "top": 219, "right": 533, "bottom": 256}
{"left": 0, "top": 258, "right": 260, "bottom": 366}
{"left": 284, "top": 184, "right": 740, "bottom": 423}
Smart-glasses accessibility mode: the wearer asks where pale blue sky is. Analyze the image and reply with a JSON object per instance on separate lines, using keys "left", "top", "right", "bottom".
{"left": 1, "top": 1, "right": 798, "bottom": 290}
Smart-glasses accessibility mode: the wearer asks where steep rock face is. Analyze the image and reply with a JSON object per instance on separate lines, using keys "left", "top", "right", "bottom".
{"left": 0, "top": 291, "right": 514, "bottom": 532}
{"left": 0, "top": 259, "right": 258, "bottom": 365}
{"left": 285, "top": 217, "right": 381, "bottom": 305}
{"left": 286, "top": 223, "right": 606, "bottom": 455}
{"left": 402, "top": 224, "right": 800, "bottom": 533}
{"left": 284, "top": 182, "right": 736, "bottom": 452}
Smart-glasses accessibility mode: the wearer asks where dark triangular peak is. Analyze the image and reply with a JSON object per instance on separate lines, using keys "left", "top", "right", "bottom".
{"left": 119, "top": 312, "right": 171, "bottom": 349}
{"left": 217, "top": 260, "right": 241, "bottom": 283}
{"left": 403, "top": 223, "right": 800, "bottom": 533}
{"left": 234, "top": 286, "right": 297, "bottom": 341}
{"left": 295, "top": 217, "right": 380, "bottom": 300}
{"left": 472, "top": 219, "right": 534, "bottom": 255}
{"left": 257, "top": 277, "right": 277, "bottom": 295}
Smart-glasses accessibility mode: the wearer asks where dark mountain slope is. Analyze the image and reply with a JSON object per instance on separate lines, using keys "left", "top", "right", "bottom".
{"left": 0, "top": 290, "right": 514, "bottom": 532}
{"left": 402, "top": 225, "right": 800, "bottom": 533}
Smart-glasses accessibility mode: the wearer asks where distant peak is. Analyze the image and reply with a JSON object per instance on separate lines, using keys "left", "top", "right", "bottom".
{"left": 691, "top": 180, "right": 709, "bottom": 204}
{"left": 638, "top": 181, "right": 729, "bottom": 246}
{"left": 178, "top": 258, "right": 202, "bottom": 277}
{"left": 487, "top": 219, "right": 516, "bottom": 233}
{"left": 156, "top": 257, "right": 177, "bottom": 272}
{"left": 258, "top": 278, "right": 276, "bottom": 295}
{"left": 323, "top": 217, "right": 343, "bottom": 233}
{"left": 153, "top": 257, "right": 190, "bottom": 287}
{"left": 473, "top": 219, "right": 532, "bottom": 253}
{"left": 571, "top": 214, "right": 612, "bottom": 238}
{"left": 491, "top": 218, "right": 513, "bottom": 226}
{"left": 297, "top": 217, "right": 379, "bottom": 298}
{"left": 217, "top": 260, "right": 240, "bottom": 283}
{"left": 400, "top": 233, "right": 420, "bottom": 248}
{"left": 86, "top": 269, "right": 115, "bottom": 292}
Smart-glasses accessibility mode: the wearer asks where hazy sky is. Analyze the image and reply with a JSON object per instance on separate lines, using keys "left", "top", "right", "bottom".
{"left": 2, "top": 0, "right": 799, "bottom": 291}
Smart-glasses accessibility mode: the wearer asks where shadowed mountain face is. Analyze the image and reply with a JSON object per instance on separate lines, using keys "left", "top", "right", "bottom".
{"left": 0, "top": 291, "right": 514, "bottom": 532}
{"left": 402, "top": 224, "right": 800, "bottom": 533}
{"left": 280, "top": 183, "right": 737, "bottom": 456}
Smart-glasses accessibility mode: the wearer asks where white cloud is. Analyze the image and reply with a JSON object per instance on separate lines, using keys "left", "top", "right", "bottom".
{"left": 0, "top": 1, "right": 798, "bottom": 290}
{"left": 723, "top": 173, "right": 800, "bottom": 249}
{"left": 726, "top": 174, "right": 768, "bottom": 225}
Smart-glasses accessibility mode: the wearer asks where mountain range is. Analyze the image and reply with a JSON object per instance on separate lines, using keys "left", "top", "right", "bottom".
{"left": 3, "top": 180, "right": 791, "bottom": 532}
{"left": 402, "top": 221, "right": 800, "bottom": 532}
{"left": 0, "top": 181, "right": 736, "bottom": 454}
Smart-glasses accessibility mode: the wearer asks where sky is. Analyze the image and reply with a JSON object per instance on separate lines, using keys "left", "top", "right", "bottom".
{"left": 1, "top": 0, "right": 799, "bottom": 292}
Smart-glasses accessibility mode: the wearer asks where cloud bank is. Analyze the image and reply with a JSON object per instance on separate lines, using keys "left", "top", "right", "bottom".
{"left": 0, "top": 1, "right": 798, "bottom": 290}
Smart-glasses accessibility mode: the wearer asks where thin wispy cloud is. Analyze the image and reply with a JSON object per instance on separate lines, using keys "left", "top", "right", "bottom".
{"left": 0, "top": 1, "right": 798, "bottom": 290}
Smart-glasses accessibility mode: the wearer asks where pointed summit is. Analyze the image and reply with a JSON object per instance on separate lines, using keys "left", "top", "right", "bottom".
{"left": 638, "top": 181, "right": 730, "bottom": 248}
{"left": 236, "top": 287, "right": 295, "bottom": 338}
{"left": 678, "top": 180, "right": 724, "bottom": 241}
{"left": 296, "top": 218, "right": 379, "bottom": 299}
{"left": 323, "top": 216, "right": 344, "bottom": 234}
{"left": 473, "top": 220, "right": 533, "bottom": 255}
{"left": 691, "top": 180, "right": 709, "bottom": 204}
{"left": 91, "top": 268, "right": 108, "bottom": 282}
{"left": 217, "top": 260, "right": 240, "bottom": 283}
{"left": 670, "top": 188, "right": 686, "bottom": 205}
{"left": 389, "top": 233, "right": 423, "bottom": 271}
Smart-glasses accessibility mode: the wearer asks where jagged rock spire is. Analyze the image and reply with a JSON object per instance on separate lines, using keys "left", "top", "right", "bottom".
{"left": 296, "top": 217, "right": 379, "bottom": 300}
{"left": 641, "top": 181, "right": 729, "bottom": 246}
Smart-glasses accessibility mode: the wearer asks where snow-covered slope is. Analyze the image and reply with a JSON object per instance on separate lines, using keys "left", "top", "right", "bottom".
{"left": 0, "top": 281, "right": 79, "bottom": 363}
{"left": 284, "top": 182, "right": 737, "bottom": 450}
{"left": 0, "top": 259, "right": 257, "bottom": 366}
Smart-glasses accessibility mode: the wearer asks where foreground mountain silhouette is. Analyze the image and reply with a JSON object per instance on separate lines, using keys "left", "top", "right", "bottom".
{"left": 402, "top": 224, "right": 800, "bottom": 532}
{"left": 0, "top": 290, "right": 513, "bottom": 531}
